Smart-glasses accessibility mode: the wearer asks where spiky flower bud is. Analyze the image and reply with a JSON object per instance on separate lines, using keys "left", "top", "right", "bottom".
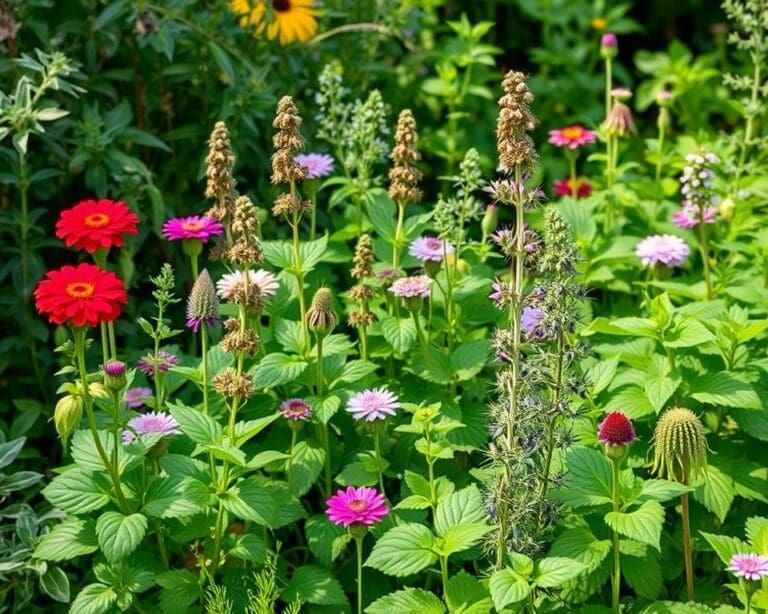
{"left": 271, "top": 96, "right": 307, "bottom": 185}
{"left": 605, "top": 102, "right": 635, "bottom": 136}
{"left": 186, "top": 269, "right": 220, "bottom": 332}
{"left": 306, "top": 287, "right": 338, "bottom": 337}
{"left": 496, "top": 71, "right": 538, "bottom": 170}
{"left": 351, "top": 234, "right": 374, "bottom": 280}
{"left": 54, "top": 395, "right": 83, "bottom": 442}
{"left": 388, "top": 109, "right": 422, "bottom": 203}
{"left": 103, "top": 360, "right": 127, "bottom": 391}
{"left": 213, "top": 368, "right": 255, "bottom": 399}
{"left": 205, "top": 121, "right": 237, "bottom": 202}
{"left": 651, "top": 407, "right": 708, "bottom": 482}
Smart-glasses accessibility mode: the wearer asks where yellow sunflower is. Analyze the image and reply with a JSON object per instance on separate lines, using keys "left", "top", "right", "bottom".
{"left": 230, "top": 0, "right": 318, "bottom": 46}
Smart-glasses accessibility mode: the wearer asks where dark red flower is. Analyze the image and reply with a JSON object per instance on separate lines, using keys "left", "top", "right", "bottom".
{"left": 34, "top": 263, "right": 127, "bottom": 327}
{"left": 553, "top": 177, "right": 593, "bottom": 199}
{"left": 598, "top": 412, "right": 637, "bottom": 446}
{"left": 56, "top": 199, "right": 139, "bottom": 253}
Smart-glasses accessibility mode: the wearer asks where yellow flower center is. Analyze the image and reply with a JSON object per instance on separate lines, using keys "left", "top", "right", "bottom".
{"left": 66, "top": 282, "right": 95, "bottom": 298}
{"left": 591, "top": 17, "right": 607, "bottom": 30}
{"left": 273, "top": 0, "right": 291, "bottom": 11}
{"left": 182, "top": 221, "right": 203, "bottom": 232}
{"left": 84, "top": 213, "right": 110, "bottom": 228}
{"left": 348, "top": 499, "right": 366, "bottom": 512}
{"left": 562, "top": 126, "right": 584, "bottom": 141}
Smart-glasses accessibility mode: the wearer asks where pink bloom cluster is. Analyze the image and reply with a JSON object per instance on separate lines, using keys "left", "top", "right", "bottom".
{"left": 635, "top": 235, "right": 690, "bottom": 268}
{"left": 548, "top": 125, "right": 597, "bottom": 149}
{"left": 673, "top": 152, "right": 719, "bottom": 229}
{"left": 389, "top": 275, "right": 432, "bottom": 299}
{"left": 216, "top": 269, "right": 279, "bottom": 301}
{"left": 409, "top": 236, "right": 454, "bottom": 262}
{"left": 553, "top": 176, "right": 593, "bottom": 198}
{"left": 280, "top": 398, "right": 313, "bottom": 421}
{"left": 727, "top": 553, "right": 768, "bottom": 581}
{"left": 326, "top": 486, "right": 388, "bottom": 527}
{"left": 294, "top": 153, "right": 334, "bottom": 179}
{"left": 123, "top": 411, "right": 181, "bottom": 444}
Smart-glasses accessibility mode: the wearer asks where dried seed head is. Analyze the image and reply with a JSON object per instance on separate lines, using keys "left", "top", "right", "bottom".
{"left": 220, "top": 321, "right": 260, "bottom": 356}
{"left": 271, "top": 192, "right": 312, "bottom": 218}
{"left": 351, "top": 234, "right": 374, "bottom": 280}
{"left": 306, "top": 287, "right": 338, "bottom": 336}
{"left": 496, "top": 71, "right": 538, "bottom": 170}
{"left": 388, "top": 109, "right": 423, "bottom": 203}
{"left": 205, "top": 121, "right": 236, "bottom": 201}
{"left": 271, "top": 96, "right": 307, "bottom": 184}
{"left": 349, "top": 284, "right": 375, "bottom": 302}
{"left": 348, "top": 310, "right": 375, "bottom": 328}
{"left": 651, "top": 407, "right": 708, "bottom": 482}
{"left": 212, "top": 368, "right": 255, "bottom": 399}
{"left": 186, "top": 269, "right": 220, "bottom": 332}
{"left": 605, "top": 102, "right": 635, "bottom": 136}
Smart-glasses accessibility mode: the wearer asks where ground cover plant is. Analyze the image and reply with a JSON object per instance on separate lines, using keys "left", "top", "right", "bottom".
{"left": 1, "top": 0, "right": 768, "bottom": 612}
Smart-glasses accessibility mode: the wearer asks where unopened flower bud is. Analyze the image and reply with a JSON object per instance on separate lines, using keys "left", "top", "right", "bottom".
{"left": 481, "top": 204, "right": 499, "bottom": 237}
{"left": 103, "top": 360, "right": 127, "bottom": 391}
{"left": 600, "top": 33, "right": 618, "bottom": 59}
{"left": 88, "top": 382, "right": 110, "bottom": 400}
{"left": 54, "top": 395, "right": 83, "bottom": 442}
{"left": 306, "top": 288, "right": 338, "bottom": 337}
{"left": 719, "top": 196, "right": 736, "bottom": 220}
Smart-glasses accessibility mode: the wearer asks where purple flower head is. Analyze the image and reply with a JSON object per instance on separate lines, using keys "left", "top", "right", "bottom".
{"left": 672, "top": 203, "right": 717, "bottom": 229}
{"left": 216, "top": 269, "right": 279, "bottom": 301}
{"left": 389, "top": 275, "right": 432, "bottom": 299}
{"left": 162, "top": 215, "right": 224, "bottom": 242}
{"left": 727, "top": 553, "right": 768, "bottom": 581}
{"left": 601, "top": 32, "right": 618, "bottom": 49}
{"left": 124, "top": 387, "right": 153, "bottom": 409}
{"left": 521, "top": 306, "right": 547, "bottom": 339}
{"left": 294, "top": 153, "right": 334, "bottom": 179}
{"left": 280, "top": 398, "right": 313, "bottom": 421}
{"left": 326, "top": 486, "right": 388, "bottom": 527}
{"left": 103, "top": 360, "right": 126, "bottom": 377}
{"left": 635, "top": 235, "right": 690, "bottom": 268}
{"left": 408, "top": 236, "right": 455, "bottom": 262}
{"left": 347, "top": 387, "right": 400, "bottom": 421}
{"left": 137, "top": 351, "right": 179, "bottom": 378}
{"left": 122, "top": 411, "right": 181, "bottom": 445}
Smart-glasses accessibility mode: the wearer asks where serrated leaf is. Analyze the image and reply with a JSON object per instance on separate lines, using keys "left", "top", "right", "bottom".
{"left": 489, "top": 568, "right": 531, "bottom": 610}
{"left": 622, "top": 550, "right": 662, "bottom": 599}
{"left": 450, "top": 340, "right": 491, "bottom": 381}
{"left": 168, "top": 401, "right": 221, "bottom": 445}
{"left": 700, "top": 532, "right": 751, "bottom": 566}
{"left": 559, "top": 447, "right": 613, "bottom": 507}
{"left": 219, "top": 479, "right": 274, "bottom": 525}
{"left": 605, "top": 500, "right": 665, "bottom": 550}
{"left": 694, "top": 464, "right": 735, "bottom": 522}
{"left": 380, "top": 315, "right": 417, "bottom": 354}
{"left": 281, "top": 564, "right": 347, "bottom": 605}
{"left": 434, "top": 485, "right": 486, "bottom": 535}
{"left": 689, "top": 372, "right": 761, "bottom": 409}
{"left": 42, "top": 469, "right": 111, "bottom": 514}
{"left": 365, "top": 523, "right": 437, "bottom": 577}
{"left": 438, "top": 523, "right": 493, "bottom": 556}
{"left": 143, "top": 476, "right": 209, "bottom": 519}
{"left": 638, "top": 479, "right": 693, "bottom": 503}
{"left": 289, "top": 440, "right": 325, "bottom": 497}
{"left": 228, "top": 533, "right": 267, "bottom": 564}
{"left": 250, "top": 353, "right": 308, "bottom": 389}
{"left": 156, "top": 570, "right": 201, "bottom": 614}
{"left": 366, "top": 588, "right": 445, "bottom": 614}
{"left": 549, "top": 527, "right": 611, "bottom": 574}
{"left": 305, "top": 514, "right": 352, "bottom": 567}
{"left": 33, "top": 518, "right": 98, "bottom": 561}
{"left": 95, "top": 512, "right": 148, "bottom": 562}
{"left": 70, "top": 583, "right": 117, "bottom": 614}
{"left": 535, "top": 557, "right": 587, "bottom": 588}
{"left": 445, "top": 571, "right": 492, "bottom": 613}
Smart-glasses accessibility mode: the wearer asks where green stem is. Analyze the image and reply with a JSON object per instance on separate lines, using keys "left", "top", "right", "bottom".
{"left": 373, "top": 430, "right": 385, "bottom": 495}
{"left": 287, "top": 427, "right": 298, "bottom": 490}
{"left": 355, "top": 536, "right": 364, "bottom": 614}
{"left": 189, "top": 253, "right": 199, "bottom": 281}
{"left": 568, "top": 151, "right": 578, "bottom": 198}
{"left": 605, "top": 57, "right": 613, "bottom": 120}
{"left": 290, "top": 207, "right": 309, "bottom": 353}
{"left": 201, "top": 326, "right": 210, "bottom": 415}
{"left": 308, "top": 183, "right": 318, "bottom": 240}
{"left": 698, "top": 220, "right": 714, "bottom": 300}
{"left": 18, "top": 154, "right": 30, "bottom": 298}
{"left": 392, "top": 200, "right": 406, "bottom": 270}
{"left": 108, "top": 322, "right": 118, "bottom": 359}
{"left": 100, "top": 323, "right": 110, "bottom": 366}
{"left": 611, "top": 457, "right": 621, "bottom": 613}
{"left": 681, "top": 488, "right": 695, "bottom": 602}
{"left": 317, "top": 335, "right": 332, "bottom": 497}
{"left": 655, "top": 124, "right": 665, "bottom": 204}
{"left": 440, "top": 556, "right": 449, "bottom": 597}
{"left": 411, "top": 309, "right": 428, "bottom": 352}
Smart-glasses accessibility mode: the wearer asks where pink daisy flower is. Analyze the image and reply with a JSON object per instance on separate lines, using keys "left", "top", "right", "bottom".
{"left": 216, "top": 269, "right": 279, "bottom": 301}
{"left": 553, "top": 177, "right": 593, "bottom": 198}
{"left": 727, "top": 554, "right": 768, "bottom": 581}
{"left": 124, "top": 387, "right": 153, "bottom": 409}
{"left": 389, "top": 275, "right": 432, "bottom": 299}
{"left": 598, "top": 412, "right": 637, "bottom": 446}
{"left": 162, "top": 215, "right": 224, "bottom": 242}
{"left": 326, "top": 486, "right": 388, "bottom": 527}
{"left": 635, "top": 235, "right": 690, "bottom": 268}
{"left": 294, "top": 153, "right": 334, "bottom": 179}
{"left": 347, "top": 387, "right": 400, "bottom": 421}
{"left": 280, "top": 398, "right": 313, "bottom": 421}
{"left": 122, "top": 411, "right": 181, "bottom": 445}
{"left": 548, "top": 125, "right": 597, "bottom": 149}
{"left": 137, "top": 351, "right": 179, "bottom": 378}
{"left": 408, "top": 236, "right": 455, "bottom": 262}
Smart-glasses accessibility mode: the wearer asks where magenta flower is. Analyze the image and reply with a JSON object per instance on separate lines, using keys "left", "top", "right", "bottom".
{"left": 124, "top": 387, "right": 153, "bottom": 409}
{"left": 216, "top": 269, "right": 279, "bottom": 301}
{"left": 553, "top": 177, "right": 593, "bottom": 198}
{"left": 635, "top": 235, "right": 690, "bottom": 268}
{"left": 162, "top": 215, "right": 224, "bottom": 242}
{"left": 548, "top": 125, "right": 597, "bottom": 149}
{"left": 122, "top": 411, "right": 181, "bottom": 444}
{"left": 601, "top": 32, "right": 618, "bottom": 49}
{"left": 521, "top": 306, "right": 547, "bottom": 339}
{"left": 598, "top": 412, "right": 637, "bottom": 446}
{"left": 672, "top": 205, "right": 717, "bottom": 229}
{"left": 389, "top": 275, "right": 432, "bottom": 299}
{"left": 489, "top": 278, "right": 504, "bottom": 303}
{"left": 727, "top": 553, "right": 768, "bottom": 581}
{"left": 294, "top": 153, "right": 334, "bottom": 179}
{"left": 347, "top": 387, "right": 400, "bottom": 421}
{"left": 408, "top": 236, "right": 454, "bottom": 262}
{"left": 326, "top": 486, "right": 388, "bottom": 527}
{"left": 137, "top": 352, "right": 179, "bottom": 378}
{"left": 280, "top": 398, "right": 313, "bottom": 421}
{"left": 103, "top": 360, "right": 126, "bottom": 377}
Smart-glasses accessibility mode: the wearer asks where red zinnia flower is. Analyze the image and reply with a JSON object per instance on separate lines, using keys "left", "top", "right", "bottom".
{"left": 553, "top": 177, "right": 593, "bottom": 198}
{"left": 598, "top": 412, "right": 637, "bottom": 446}
{"left": 56, "top": 199, "right": 139, "bottom": 253}
{"left": 34, "top": 263, "right": 128, "bottom": 327}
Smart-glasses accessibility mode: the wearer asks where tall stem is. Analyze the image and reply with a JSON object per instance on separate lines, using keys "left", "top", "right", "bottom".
{"left": 604, "top": 58, "right": 613, "bottom": 120}
{"left": 681, "top": 487, "right": 695, "bottom": 602}
{"left": 287, "top": 427, "right": 298, "bottom": 490}
{"left": 201, "top": 326, "right": 210, "bottom": 415}
{"left": 373, "top": 430, "right": 385, "bottom": 495}
{"left": 611, "top": 458, "right": 621, "bottom": 613}
{"left": 655, "top": 123, "right": 666, "bottom": 203}
{"left": 316, "top": 335, "right": 332, "bottom": 497}
{"left": 18, "top": 154, "right": 30, "bottom": 298}
{"left": 290, "top": 207, "right": 309, "bottom": 352}
{"left": 100, "top": 323, "right": 110, "bottom": 366}
{"left": 392, "top": 200, "right": 406, "bottom": 270}
{"left": 697, "top": 220, "right": 714, "bottom": 300}
{"left": 355, "top": 536, "right": 364, "bottom": 614}
{"left": 568, "top": 151, "right": 578, "bottom": 198}
{"left": 440, "top": 556, "right": 449, "bottom": 597}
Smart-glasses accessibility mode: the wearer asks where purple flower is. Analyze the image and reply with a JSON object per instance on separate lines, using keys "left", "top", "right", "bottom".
{"left": 635, "top": 235, "right": 690, "bottom": 268}
{"left": 216, "top": 269, "right": 279, "bottom": 301}
{"left": 601, "top": 32, "right": 618, "bottom": 49}
{"left": 280, "top": 398, "right": 313, "bottom": 421}
{"left": 294, "top": 153, "right": 334, "bottom": 179}
{"left": 521, "top": 306, "right": 546, "bottom": 338}
{"left": 103, "top": 360, "right": 126, "bottom": 377}
{"left": 326, "top": 486, "right": 388, "bottom": 527}
{"left": 672, "top": 203, "right": 717, "bottom": 229}
{"left": 389, "top": 275, "right": 432, "bottom": 299}
{"left": 162, "top": 215, "right": 224, "bottom": 242}
{"left": 346, "top": 387, "right": 400, "bottom": 421}
{"left": 137, "top": 351, "right": 179, "bottom": 378}
{"left": 727, "top": 553, "right": 768, "bottom": 581}
{"left": 122, "top": 411, "right": 181, "bottom": 445}
{"left": 124, "top": 387, "right": 153, "bottom": 409}
{"left": 408, "top": 236, "right": 454, "bottom": 262}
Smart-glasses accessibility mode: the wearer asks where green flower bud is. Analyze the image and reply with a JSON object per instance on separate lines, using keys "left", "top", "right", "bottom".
{"left": 103, "top": 360, "right": 127, "bottom": 392}
{"left": 306, "top": 288, "right": 338, "bottom": 338}
{"left": 54, "top": 395, "right": 83, "bottom": 442}
{"left": 651, "top": 407, "right": 708, "bottom": 483}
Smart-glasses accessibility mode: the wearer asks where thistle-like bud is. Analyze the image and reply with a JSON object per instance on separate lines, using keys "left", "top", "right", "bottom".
{"left": 204, "top": 121, "right": 237, "bottom": 202}
{"left": 605, "top": 102, "right": 635, "bottom": 136}
{"left": 271, "top": 96, "right": 307, "bottom": 185}
{"left": 54, "top": 395, "right": 83, "bottom": 442}
{"left": 496, "top": 71, "right": 538, "bottom": 170}
{"left": 306, "top": 287, "right": 338, "bottom": 337}
{"left": 600, "top": 32, "right": 618, "bottom": 59}
{"left": 651, "top": 407, "right": 708, "bottom": 482}
{"left": 186, "top": 269, "right": 220, "bottom": 332}
{"left": 351, "top": 234, "right": 374, "bottom": 280}
{"left": 103, "top": 360, "right": 127, "bottom": 392}
{"left": 388, "top": 109, "right": 423, "bottom": 203}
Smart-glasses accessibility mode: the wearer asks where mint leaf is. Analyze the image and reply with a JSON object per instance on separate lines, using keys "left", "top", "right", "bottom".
{"left": 95, "top": 511, "right": 147, "bottom": 562}
{"left": 365, "top": 523, "right": 437, "bottom": 577}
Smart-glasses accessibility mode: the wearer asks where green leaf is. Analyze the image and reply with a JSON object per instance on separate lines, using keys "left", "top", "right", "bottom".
{"left": 694, "top": 464, "right": 735, "bottom": 522}
{"left": 300, "top": 235, "right": 329, "bottom": 273}
{"left": 605, "top": 500, "right": 665, "bottom": 550}
{"left": 305, "top": 514, "right": 352, "bottom": 567}
{"left": 450, "top": 341, "right": 491, "bottom": 381}
{"left": 261, "top": 241, "right": 294, "bottom": 269}
{"left": 583, "top": 317, "right": 659, "bottom": 339}
{"left": 489, "top": 568, "right": 532, "bottom": 610}
{"left": 559, "top": 447, "right": 613, "bottom": 507}
{"left": 365, "top": 523, "right": 438, "bottom": 576}
{"left": 434, "top": 485, "right": 486, "bottom": 535}
{"left": 639, "top": 479, "right": 693, "bottom": 503}
{"left": 143, "top": 476, "right": 209, "bottom": 519}
{"left": 689, "top": 372, "right": 762, "bottom": 410}
{"left": 745, "top": 517, "right": 768, "bottom": 553}
{"left": 95, "top": 511, "right": 148, "bottom": 562}
{"left": 622, "top": 549, "right": 663, "bottom": 599}
{"left": 380, "top": 315, "right": 417, "bottom": 354}
{"left": 281, "top": 564, "right": 347, "bottom": 605}
{"left": 312, "top": 395, "right": 341, "bottom": 424}
{"left": 701, "top": 532, "right": 751, "bottom": 566}
{"left": 208, "top": 41, "right": 235, "bottom": 84}
{"left": 588, "top": 357, "right": 619, "bottom": 396}
{"left": 0, "top": 437, "right": 25, "bottom": 469}
{"left": 549, "top": 527, "right": 611, "bottom": 574}
{"left": 33, "top": 518, "right": 98, "bottom": 561}
{"left": 228, "top": 533, "right": 267, "bottom": 564}
{"left": 206, "top": 440, "right": 246, "bottom": 467}
{"left": 644, "top": 376, "right": 681, "bottom": 412}
{"left": 366, "top": 588, "right": 445, "bottom": 614}
{"left": 409, "top": 346, "right": 453, "bottom": 384}
{"left": 39, "top": 566, "right": 70, "bottom": 603}
{"left": 42, "top": 469, "right": 111, "bottom": 514}
{"left": 445, "top": 571, "right": 493, "bottom": 613}
{"left": 438, "top": 523, "right": 493, "bottom": 556}
{"left": 70, "top": 583, "right": 117, "bottom": 614}
{"left": 250, "top": 353, "right": 308, "bottom": 389}
{"left": 664, "top": 317, "right": 716, "bottom": 348}
{"left": 535, "top": 557, "right": 587, "bottom": 588}
{"left": 168, "top": 401, "right": 222, "bottom": 445}
{"left": 157, "top": 570, "right": 201, "bottom": 614}
{"left": 219, "top": 479, "right": 274, "bottom": 525}
{"left": 235, "top": 413, "right": 280, "bottom": 446}
{"left": 289, "top": 440, "right": 325, "bottom": 496}
{"left": 368, "top": 192, "right": 397, "bottom": 242}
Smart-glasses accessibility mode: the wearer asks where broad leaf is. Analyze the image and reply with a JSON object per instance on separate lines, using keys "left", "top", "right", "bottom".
{"left": 366, "top": 523, "right": 438, "bottom": 577}
{"left": 95, "top": 511, "right": 148, "bottom": 562}
{"left": 281, "top": 564, "right": 347, "bottom": 605}
{"left": 489, "top": 568, "right": 531, "bottom": 610}
{"left": 366, "top": 588, "right": 445, "bottom": 614}
{"left": 42, "top": 468, "right": 111, "bottom": 514}
{"left": 535, "top": 557, "right": 587, "bottom": 587}
{"left": 605, "top": 500, "right": 665, "bottom": 550}
{"left": 33, "top": 518, "right": 98, "bottom": 561}
{"left": 434, "top": 485, "right": 486, "bottom": 535}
